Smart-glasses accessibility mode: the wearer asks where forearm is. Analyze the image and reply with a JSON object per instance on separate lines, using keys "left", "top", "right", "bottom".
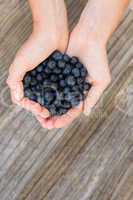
{"left": 28, "top": 0, "right": 67, "bottom": 29}
{"left": 79, "top": 0, "right": 130, "bottom": 45}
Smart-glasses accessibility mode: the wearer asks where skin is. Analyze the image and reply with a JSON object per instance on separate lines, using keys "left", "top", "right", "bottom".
{"left": 7, "top": 0, "right": 130, "bottom": 129}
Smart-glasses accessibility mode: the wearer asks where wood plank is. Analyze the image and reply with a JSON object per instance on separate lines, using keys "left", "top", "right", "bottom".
{"left": 0, "top": 0, "right": 132, "bottom": 200}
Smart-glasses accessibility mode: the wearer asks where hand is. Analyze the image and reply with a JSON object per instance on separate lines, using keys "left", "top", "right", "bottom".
{"left": 7, "top": 1, "right": 68, "bottom": 119}
{"left": 37, "top": 23, "right": 111, "bottom": 129}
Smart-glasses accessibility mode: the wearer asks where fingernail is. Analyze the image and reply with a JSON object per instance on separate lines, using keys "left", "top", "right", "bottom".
{"left": 40, "top": 109, "right": 50, "bottom": 118}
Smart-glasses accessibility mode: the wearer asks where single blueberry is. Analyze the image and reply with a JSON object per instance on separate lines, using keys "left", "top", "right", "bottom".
{"left": 58, "top": 60, "right": 66, "bottom": 68}
{"left": 59, "top": 74, "right": 64, "bottom": 79}
{"left": 43, "top": 79, "right": 52, "bottom": 87}
{"left": 77, "top": 77, "right": 84, "bottom": 84}
{"left": 49, "top": 105, "right": 57, "bottom": 116}
{"left": 37, "top": 96, "right": 43, "bottom": 105}
{"left": 52, "top": 50, "right": 63, "bottom": 61}
{"left": 63, "top": 87, "right": 70, "bottom": 94}
{"left": 53, "top": 67, "right": 62, "bottom": 74}
{"left": 59, "top": 80, "right": 66, "bottom": 88}
{"left": 61, "top": 100, "right": 71, "bottom": 109}
{"left": 83, "top": 82, "right": 91, "bottom": 91}
{"left": 44, "top": 67, "right": 52, "bottom": 74}
{"left": 71, "top": 98, "right": 80, "bottom": 107}
{"left": 24, "top": 89, "right": 32, "bottom": 98}
{"left": 63, "top": 64, "right": 71, "bottom": 75}
{"left": 36, "top": 74, "right": 43, "bottom": 82}
{"left": 42, "top": 60, "right": 47, "bottom": 67}
{"left": 24, "top": 75, "right": 32, "bottom": 85}
{"left": 66, "top": 75, "right": 76, "bottom": 86}
{"left": 57, "top": 108, "right": 68, "bottom": 116}
{"left": 37, "top": 64, "right": 43, "bottom": 73}
{"left": 63, "top": 54, "right": 70, "bottom": 62}
{"left": 29, "top": 94, "right": 37, "bottom": 102}
{"left": 72, "top": 68, "right": 80, "bottom": 77}
{"left": 44, "top": 91, "right": 55, "bottom": 103}
{"left": 31, "top": 70, "right": 36, "bottom": 77}
{"left": 30, "top": 78, "right": 38, "bottom": 86}
{"left": 50, "top": 74, "right": 58, "bottom": 82}
{"left": 70, "top": 56, "right": 79, "bottom": 64}
{"left": 76, "top": 62, "right": 83, "bottom": 69}
{"left": 47, "top": 60, "right": 56, "bottom": 69}
{"left": 81, "top": 67, "right": 88, "bottom": 77}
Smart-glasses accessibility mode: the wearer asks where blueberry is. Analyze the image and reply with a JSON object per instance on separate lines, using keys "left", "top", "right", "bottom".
{"left": 63, "top": 54, "right": 70, "bottom": 62}
{"left": 47, "top": 60, "right": 56, "bottom": 69}
{"left": 59, "top": 74, "right": 64, "bottom": 79}
{"left": 66, "top": 76, "right": 76, "bottom": 86}
{"left": 72, "top": 68, "right": 80, "bottom": 77}
{"left": 83, "top": 82, "right": 91, "bottom": 91}
{"left": 81, "top": 67, "right": 88, "bottom": 77}
{"left": 37, "top": 64, "right": 43, "bottom": 73}
{"left": 42, "top": 73, "right": 48, "bottom": 79}
{"left": 54, "top": 99, "right": 62, "bottom": 106}
{"left": 58, "top": 60, "right": 66, "bottom": 68}
{"left": 71, "top": 85, "right": 80, "bottom": 92}
{"left": 49, "top": 105, "right": 57, "bottom": 116}
{"left": 50, "top": 74, "right": 58, "bottom": 82}
{"left": 51, "top": 83, "right": 58, "bottom": 90}
{"left": 53, "top": 67, "right": 62, "bottom": 74}
{"left": 70, "top": 56, "right": 79, "bottom": 64}
{"left": 44, "top": 91, "right": 55, "bottom": 102}
{"left": 52, "top": 50, "right": 63, "bottom": 61}
{"left": 43, "top": 79, "right": 52, "bottom": 87}
{"left": 42, "top": 60, "right": 47, "bottom": 67}
{"left": 36, "top": 74, "right": 43, "bottom": 82}
{"left": 36, "top": 84, "right": 43, "bottom": 91}
{"left": 76, "top": 62, "right": 83, "bottom": 69}
{"left": 23, "top": 50, "right": 90, "bottom": 116}
{"left": 57, "top": 108, "right": 68, "bottom": 116}
{"left": 63, "top": 87, "right": 70, "bottom": 94}
{"left": 24, "top": 74, "right": 31, "bottom": 82}
{"left": 63, "top": 64, "right": 71, "bottom": 75}
{"left": 31, "top": 70, "right": 37, "bottom": 76}
{"left": 44, "top": 67, "right": 52, "bottom": 74}
{"left": 77, "top": 77, "right": 84, "bottom": 84}
{"left": 59, "top": 80, "right": 66, "bottom": 88}
{"left": 29, "top": 94, "right": 37, "bottom": 102}
{"left": 79, "top": 84, "right": 83, "bottom": 91}
{"left": 71, "top": 98, "right": 80, "bottom": 107}
{"left": 37, "top": 96, "right": 43, "bottom": 105}
{"left": 31, "top": 78, "right": 37, "bottom": 86}
{"left": 24, "top": 89, "right": 32, "bottom": 98}
{"left": 61, "top": 100, "right": 71, "bottom": 109}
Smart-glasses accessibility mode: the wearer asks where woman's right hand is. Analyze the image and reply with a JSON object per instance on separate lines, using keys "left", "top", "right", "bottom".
{"left": 7, "top": 0, "right": 69, "bottom": 119}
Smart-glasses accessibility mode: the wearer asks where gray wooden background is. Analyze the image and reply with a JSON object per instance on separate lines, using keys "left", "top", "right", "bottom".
{"left": 0, "top": 0, "right": 133, "bottom": 200}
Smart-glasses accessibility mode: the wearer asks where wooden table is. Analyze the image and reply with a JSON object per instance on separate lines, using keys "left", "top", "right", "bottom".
{"left": 0, "top": 0, "right": 133, "bottom": 200}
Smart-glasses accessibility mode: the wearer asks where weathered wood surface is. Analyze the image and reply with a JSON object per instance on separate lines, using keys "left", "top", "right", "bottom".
{"left": 0, "top": 1, "right": 133, "bottom": 200}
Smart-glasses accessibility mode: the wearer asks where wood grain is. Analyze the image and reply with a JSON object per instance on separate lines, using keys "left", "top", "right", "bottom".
{"left": 0, "top": 1, "right": 133, "bottom": 200}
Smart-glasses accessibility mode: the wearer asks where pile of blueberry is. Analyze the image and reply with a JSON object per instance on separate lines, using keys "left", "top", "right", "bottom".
{"left": 23, "top": 50, "right": 91, "bottom": 116}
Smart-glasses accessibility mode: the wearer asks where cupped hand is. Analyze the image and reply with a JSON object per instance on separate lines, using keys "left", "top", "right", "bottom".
{"left": 37, "top": 24, "right": 111, "bottom": 129}
{"left": 7, "top": 7, "right": 68, "bottom": 118}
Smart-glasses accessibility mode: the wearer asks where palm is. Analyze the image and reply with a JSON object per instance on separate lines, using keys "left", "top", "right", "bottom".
{"left": 37, "top": 27, "right": 111, "bottom": 129}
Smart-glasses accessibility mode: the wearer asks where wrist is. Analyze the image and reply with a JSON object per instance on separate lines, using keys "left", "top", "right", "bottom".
{"left": 73, "top": 21, "right": 108, "bottom": 49}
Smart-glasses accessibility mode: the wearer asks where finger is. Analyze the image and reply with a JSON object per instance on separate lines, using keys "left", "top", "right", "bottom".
{"left": 22, "top": 98, "right": 50, "bottom": 118}
{"left": 35, "top": 115, "right": 53, "bottom": 129}
{"left": 83, "top": 84, "right": 106, "bottom": 116}
{"left": 46, "top": 102, "right": 83, "bottom": 128}
{"left": 7, "top": 35, "right": 56, "bottom": 102}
